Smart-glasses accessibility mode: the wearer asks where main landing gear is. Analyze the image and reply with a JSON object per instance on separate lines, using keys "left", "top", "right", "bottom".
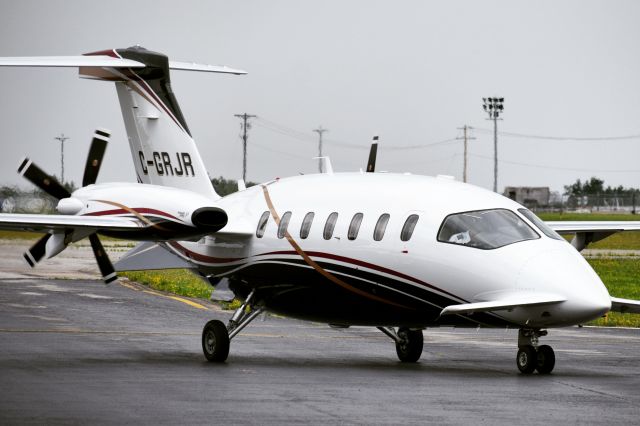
{"left": 378, "top": 326, "right": 424, "bottom": 362}
{"left": 202, "top": 290, "right": 263, "bottom": 363}
{"left": 516, "top": 328, "right": 555, "bottom": 374}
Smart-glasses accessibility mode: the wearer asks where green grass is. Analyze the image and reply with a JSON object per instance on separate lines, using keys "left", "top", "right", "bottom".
{"left": 538, "top": 212, "right": 640, "bottom": 221}
{"left": 588, "top": 258, "right": 640, "bottom": 327}
{"left": 120, "top": 269, "right": 212, "bottom": 299}
{"left": 0, "top": 230, "right": 46, "bottom": 240}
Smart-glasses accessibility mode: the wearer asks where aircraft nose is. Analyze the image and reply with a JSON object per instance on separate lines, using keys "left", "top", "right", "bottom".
{"left": 517, "top": 248, "right": 611, "bottom": 325}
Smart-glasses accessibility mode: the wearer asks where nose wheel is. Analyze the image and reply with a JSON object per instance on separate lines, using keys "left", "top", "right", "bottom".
{"left": 517, "top": 329, "right": 555, "bottom": 374}
{"left": 378, "top": 326, "right": 424, "bottom": 363}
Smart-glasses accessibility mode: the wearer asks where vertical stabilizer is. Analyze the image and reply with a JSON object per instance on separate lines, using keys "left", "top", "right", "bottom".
{"left": 82, "top": 47, "right": 219, "bottom": 199}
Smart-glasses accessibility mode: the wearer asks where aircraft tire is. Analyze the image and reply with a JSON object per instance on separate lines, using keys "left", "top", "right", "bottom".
{"left": 535, "top": 345, "right": 555, "bottom": 374}
{"left": 395, "top": 327, "right": 423, "bottom": 363}
{"left": 202, "top": 320, "right": 230, "bottom": 362}
{"left": 516, "top": 345, "right": 537, "bottom": 374}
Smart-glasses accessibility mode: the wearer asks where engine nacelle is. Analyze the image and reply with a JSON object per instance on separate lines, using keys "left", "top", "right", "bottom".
{"left": 69, "top": 183, "right": 228, "bottom": 240}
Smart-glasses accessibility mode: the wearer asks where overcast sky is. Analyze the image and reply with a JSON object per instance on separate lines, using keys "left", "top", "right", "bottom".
{"left": 0, "top": 0, "right": 638, "bottom": 193}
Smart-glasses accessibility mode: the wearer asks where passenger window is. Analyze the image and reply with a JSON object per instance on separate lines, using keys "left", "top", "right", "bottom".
{"left": 256, "top": 211, "right": 270, "bottom": 238}
{"left": 277, "top": 211, "right": 292, "bottom": 239}
{"left": 373, "top": 213, "right": 390, "bottom": 241}
{"left": 348, "top": 213, "right": 363, "bottom": 240}
{"left": 323, "top": 212, "right": 338, "bottom": 240}
{"left": 400, "top": 214, "right": 419, "bottom": 242}
{"left": 300, "top": 212, "right": 314, "bottom": 239}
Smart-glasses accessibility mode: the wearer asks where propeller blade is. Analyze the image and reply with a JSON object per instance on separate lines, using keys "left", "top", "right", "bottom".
{"left": 22, "top": 234, "right": 52, "bottom": 267}
{"left": 18, "top": 158, "right": 71, "bottom": 200}
{"left": 82, "top": 129, "right": 110, "bottom": 186}
{"left": 89, "top": 234, "right": 117, "bottom": 284}
{"left": 366, "top": 140, "right": 378, "bottom": 173}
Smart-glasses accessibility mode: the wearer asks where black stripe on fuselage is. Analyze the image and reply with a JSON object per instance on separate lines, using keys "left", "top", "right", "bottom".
{"left": 198, "top": 256, "right": 512, "bottom": 327}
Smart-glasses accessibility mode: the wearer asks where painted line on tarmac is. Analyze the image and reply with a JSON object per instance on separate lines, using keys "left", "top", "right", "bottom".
{"left": 141, "top": 290, "right": 209, "bottom": 310}
{"left": 0, "top": 328, "right": 199, "bottom": 335}
{"left": 117, "top": 279, "right": 209, "bottom": 310}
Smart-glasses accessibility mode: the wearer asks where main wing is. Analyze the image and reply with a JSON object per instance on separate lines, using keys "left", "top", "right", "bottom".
{"left": 0, "top": 213, "right": 142, "bottom": 233}
{"left": 546, "top": 220, "right": 640, "bottom": 251}
{"left": 546, "top": 221, "right": 640, "bottom": 234}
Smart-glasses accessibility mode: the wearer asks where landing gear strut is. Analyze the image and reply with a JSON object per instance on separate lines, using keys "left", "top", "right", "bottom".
{"left": 517, "top": 328, "right": 555, "bottom": 374}
{"left": 378, "top": 326, "right": 424, "bottom": 362}
{"left": 202, "top": 289, "right": 263, "bottom": 363}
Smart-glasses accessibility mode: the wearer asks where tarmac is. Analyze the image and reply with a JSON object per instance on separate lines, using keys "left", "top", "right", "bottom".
{"left": 1, "top": 240, "right": 640, "bottom": 424}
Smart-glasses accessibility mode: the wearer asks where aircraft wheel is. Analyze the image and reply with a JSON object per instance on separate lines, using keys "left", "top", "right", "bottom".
{"left": 202, "top": 320, "right": 230, "bottom": 362}
{"left": 396, "top": 327, "right": 423, "bottom": 363}
{"left": 516, "top": 345, "right": 537, "bottom": 374}
{"left": 535, "top": 345, "right": 555, "bottom": 374}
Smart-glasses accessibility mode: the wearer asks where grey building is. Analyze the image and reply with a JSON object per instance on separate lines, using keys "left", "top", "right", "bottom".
{"left": 503, "top": 187, "right": 550, "bottom": 208}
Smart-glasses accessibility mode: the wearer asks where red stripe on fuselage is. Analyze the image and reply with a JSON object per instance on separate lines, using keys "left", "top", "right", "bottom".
{"left": 85, "top": 207, "right": 180, "bottom": 221}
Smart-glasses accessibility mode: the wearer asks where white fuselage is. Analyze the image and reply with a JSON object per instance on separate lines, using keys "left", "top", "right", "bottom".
{"left": 160, "top": 172, "right": 611, "bottom": 328}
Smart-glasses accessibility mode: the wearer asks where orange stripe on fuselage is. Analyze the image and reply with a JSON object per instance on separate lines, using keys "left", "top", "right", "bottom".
{"left": 260, "top": 184, "right": 411, "bottom": 310}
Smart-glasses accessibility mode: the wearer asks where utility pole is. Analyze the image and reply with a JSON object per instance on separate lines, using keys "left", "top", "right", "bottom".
{"left": 313, "top": 126, "right": 328, "bottom": 173}
{"left": 482, "top": 97, "right": 504, "bottom": 192}
{"left": 234, "top": 113, "right": 256, "bottom": 182}
{"left": 456, "top": 125, "right": 475, "bottom": 183}
{"left": 53, "top": 133, "right": 70, "bottom": 184}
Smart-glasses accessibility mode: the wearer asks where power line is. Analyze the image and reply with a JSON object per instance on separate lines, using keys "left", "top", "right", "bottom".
{"left": 255, "top": 117, "right": 459, "bottom": 150}
{"left": 474, "top": 128, "right": 640, "bottom": 141}
{"left": 469, "top": 153, "right": 640, "bottom": 173}
{"left": 234, "top": 113, "right": 257, "bottom": 182}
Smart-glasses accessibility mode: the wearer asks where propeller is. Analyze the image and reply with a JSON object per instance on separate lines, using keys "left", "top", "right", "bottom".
{"left": 19, "top": 129, "right": 117, "bottom": 283}
{"left": 366, "top": 136, "right": 378, "bottom": 173}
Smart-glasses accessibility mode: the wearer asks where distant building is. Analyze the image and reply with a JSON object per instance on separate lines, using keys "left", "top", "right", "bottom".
{"left": 503, "top": 186, "right": 550, "bottom": 208}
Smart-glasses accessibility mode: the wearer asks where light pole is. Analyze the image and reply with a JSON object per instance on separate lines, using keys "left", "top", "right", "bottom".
{"left": 313, "top": 126, "right": 328, "bottom": 173}
{"left": 234, "top": 113, "right": 256, "bottom": 182}
{"left": 482, "top": 97, "right": 504, "bottom": 192}
{"left": 54, "top": 133, "right": 70, "bottom": 184}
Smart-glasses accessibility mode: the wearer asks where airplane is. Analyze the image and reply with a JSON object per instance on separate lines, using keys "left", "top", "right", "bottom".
{"left": 1, "top": 46, "right": 640, "bottom": 375}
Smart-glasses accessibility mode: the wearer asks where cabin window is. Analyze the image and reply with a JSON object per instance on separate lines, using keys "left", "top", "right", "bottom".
{"left": 373, "top": 213, "right": 390, "bottom": 241}
{"left": 437, "top": 208, "right": 539, "bottom": 250}
{"left": 323, "top": 212, "right": 338, "bottom": 240}
{"left": 518, "top": 208, "right": 564, "bottom": 241}
{"left": 300, "top": 212, "right": 314, "bottom": 239}
{"left": 277, "top": 211, "right": 292, "bottom": 239}
{"left": 348, "top": 213, "right": 364, "bottom": 240}
{"left": 400, "top": 214, "right": 419, "bottom": 241}
{"left": 256, "top": 211, "right": 270, "bottom": 238}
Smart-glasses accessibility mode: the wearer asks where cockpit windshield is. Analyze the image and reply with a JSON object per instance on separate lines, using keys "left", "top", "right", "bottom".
{"left": 438, "top": 209, "right": 540, "bottom": 250}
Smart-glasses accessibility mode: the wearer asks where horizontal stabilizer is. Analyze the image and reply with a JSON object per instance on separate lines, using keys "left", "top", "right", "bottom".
{"left": 440, "top": 294, "right": 566, "bottom": 316}
{"left": 0, "top": 56, "right": 145, "bottom": 68}
{"left": 0, "top": 56, "right": 247, "bottom": 74}
{"left": 115, "top": 242, "right": 193, "bottom": 272}
{"left": 168, "top": 61, "right": 247, "bottom": 74}
{"left": 610, "top": 297, "right": 640, "bottom": 314}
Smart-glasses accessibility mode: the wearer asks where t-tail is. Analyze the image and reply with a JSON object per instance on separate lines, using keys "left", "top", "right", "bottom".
{"left": 0, "top": 46, "right": 247, "bottom": 199}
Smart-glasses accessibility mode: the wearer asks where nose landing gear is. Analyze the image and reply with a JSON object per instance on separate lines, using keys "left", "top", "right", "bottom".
{"left": 517, "top": 328, "right": 555, "bottom": 374}
{"left": 378, "top": 326, "right": 424, "bottom": 362}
